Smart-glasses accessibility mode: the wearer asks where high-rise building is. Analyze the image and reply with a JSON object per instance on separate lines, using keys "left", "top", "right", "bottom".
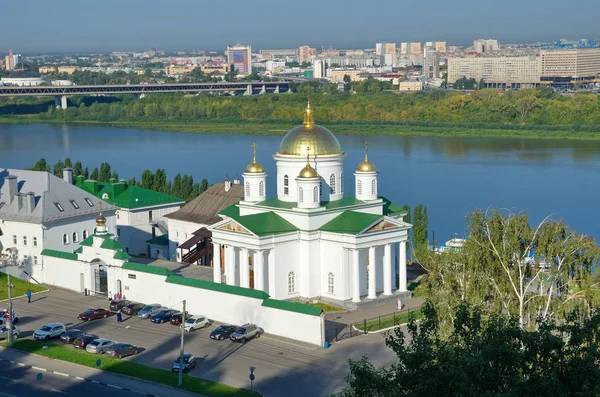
{"left": 409, "top": 42, "right": 422, "bottom": 55}
{"left": 227, "top": 44, "right": 252, "bottom": 75}
{"left": 447, "top": 55, "right": 540, "bottom": 89}
{"left": 400, "top": 42, "right": 409, "bottom": 55}
{"left": 473, "top": 39, "right": 500, "bottom": 53}
{"left": 4, "top": 49, "right": 21, "bottom": 71}
{"left": 423, "top": 47, "right": 440, "bottom": 78}
{"left": 375, "top": 42, "right": 396, "bottom": 55}
{"left": 297, "top": 45, "right": 317, "bottom": 64}
{"left": 434, "top": 41, "right": 447, "bottom": 53}
{"left": 540, "top": 47, "right": 600, "bottom": 87}
{"left": 313, "top": 59, "right": 326, "bottom": 79}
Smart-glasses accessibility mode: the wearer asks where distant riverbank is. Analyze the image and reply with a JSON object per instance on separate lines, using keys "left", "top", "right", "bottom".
{"left": 3, "top": 115, "right": 600, "bottom": 140}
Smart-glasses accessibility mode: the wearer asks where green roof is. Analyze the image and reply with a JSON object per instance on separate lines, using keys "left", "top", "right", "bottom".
{"left": 146, "top": 234, "right": 169, "bottom": 246}
{"left": 75, "top": 179, "right": 183, "bottom": 209}
{"left": 79, "top": 236, "right": 94, "bottom": 246}
{"left": 219, "top": 203, "right": 240, "bottom": 218}
{"left": 219, "top": 205, "right": 297, "bottom": 236}
{"left": 381, "top": 196, "right": 407, "bottom": 217}
{"left": 121, "top": 262, "right": 173, "bottom": 276}
{"left": 320, "top": 211, "right": 382, "bottom": 235}
{"left": 73, "top": 246, "right": 83, "bottom": 254}
{"left": 113, "top": 250, "right": 131, "bottom": 260}
{"left": 100, "top": 238, "right": 125, "bottom": 250}
{"left": 261, "top": 298, "right": 323, "bottom": 316}
{"left": 166, "top": 275, "right": 269, "bottom": 300}
{"left": 41, "top": 249, "right": 78, "bottom": 261}
{"left": 254, "top": 196, "right": 364, "bottom": 211}
{"left": 324, "top": 196, "right": 364, "bottom": 209}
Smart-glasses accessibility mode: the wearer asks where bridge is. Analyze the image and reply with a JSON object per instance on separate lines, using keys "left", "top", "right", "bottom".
{"left": 0, "top": 81, "right": 291, "bottom": 108}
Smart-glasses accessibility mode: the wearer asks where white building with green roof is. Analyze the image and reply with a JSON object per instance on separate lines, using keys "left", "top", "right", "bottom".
{"left": 209, "top": 103, "right": 412, "bottom": 305}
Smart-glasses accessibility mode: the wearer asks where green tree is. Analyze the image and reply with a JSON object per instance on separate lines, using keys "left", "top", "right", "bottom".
{"left": 111, "top": 171, "right": 119, "bottom": 180}
{"left": 153, "top": 169, "right": 167, "bottom": 193}
{"left": 64, "top": 157, "right": 73, "bottom": 168}
{"left": 171, "top": 174, "right": 182, "bottom": 198}
{"left": 84, "top": 167, "right": 89, "bottom": 179}
{"left": 401, "top": 204, "right": 411, "bottom": 224}
{"left": 29, "top": 158, "right": 51, "bottom": 172}
{"left": 140, "top": 170, "right": 154, "bottom": 190}
{"left": 73, "top": 161, "right": 83, "bottom": 177}
{"left": 200, "top": 178, "right": 209, "bottom": 193}
{"left": 90, "top": 168, "right": 99, "bottom": 180}
{"left": 412, "top": 204, "right": 428, "bottom": 247}
{"left": 53, "top": 160, "right": 65, "bottom": 177}
{"left": 99, "top": 162, "right": 112, "bottom": 182}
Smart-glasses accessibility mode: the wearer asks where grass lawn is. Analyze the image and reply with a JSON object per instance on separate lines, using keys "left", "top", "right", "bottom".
{"left": 308, "top": 302, "right": 344, "bottom": 312}
{"left": 0, "top": 272, "right": 47, "bottom": 300}
{"left": 354, "top": 309, "right": 424, "bottom": 332}
{"left": 3, "top": 339, "right": 261, "bottom": 397}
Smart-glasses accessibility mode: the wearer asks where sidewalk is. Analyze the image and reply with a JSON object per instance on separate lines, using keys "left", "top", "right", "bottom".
{"left": 325, "top": 296, "right": 424, "bottom": 323}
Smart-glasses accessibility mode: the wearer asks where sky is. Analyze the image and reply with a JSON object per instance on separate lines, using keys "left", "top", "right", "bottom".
{"left": 2, "top": 0, "right": 599, "bottom": 53}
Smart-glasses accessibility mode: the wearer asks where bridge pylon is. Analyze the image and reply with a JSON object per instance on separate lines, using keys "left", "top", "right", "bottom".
{"left": 244, "top": 84, "right": 253, "bottom": 96}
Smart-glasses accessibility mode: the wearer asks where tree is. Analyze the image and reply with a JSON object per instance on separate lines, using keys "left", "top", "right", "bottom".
{"left": 140, "top": 170, "right": 154, "bottom": 190}
{"left": 153, "top": 169, "right": 167, "bottom": 193}
{"left": 73, "top": 161, "right": 83, "bottom": 177}
{"left": 84, "top": 166, "right": 89, "bottom": 179}
{"left": 99, "top": 162, "right": 112, "bottom": 182}
{"left": 90, "top": 168, "right": 99, "bottom": 181}
{"left": 53, "top": 160, "right": 65, "bottom": 177}
{"left": 412, "top": 204, "right": 428, "bottom": 247}
{"left": 29, "top": 158, "right": 51, "bottom": 172}
{"left": 111, "top": 171, "right": 119, "bottom": 180}
{"left": 171, "top": 173, "right": 182, "bottom": 199}
{"left": 200, "top": 178, "right": 209, "bottom": 194}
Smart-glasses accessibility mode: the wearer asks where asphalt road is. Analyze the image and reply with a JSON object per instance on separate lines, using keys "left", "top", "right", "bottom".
{"left": 3, "top": 289, "right": 398, "bottom": 397}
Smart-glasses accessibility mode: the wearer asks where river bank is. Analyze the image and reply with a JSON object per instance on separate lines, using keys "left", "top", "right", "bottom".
{"left": 2, "top": 115, "right": 600, "bottom": 140}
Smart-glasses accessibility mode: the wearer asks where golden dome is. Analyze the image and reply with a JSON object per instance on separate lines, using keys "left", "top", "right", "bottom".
{"left": 298, "top": 163, "right": 319, "bottom": 179}
{"left": 278, "top": 102, "right": 341, "bottom": 156}
{"left": 96, "top": 212, "right": 107, "bottom": 227}
{"left": 245, "top": 143, "right": 265, "bottom": 173}
{"left": 356, "top": 141, "right": 377, "bottom": 172}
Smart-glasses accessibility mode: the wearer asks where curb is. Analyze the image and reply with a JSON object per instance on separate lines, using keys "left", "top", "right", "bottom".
{"left": 0, "top": 289, "right": 49, "bottom": 304}
{"left": 352, "top": 319, "right": 421, "bottom": 334}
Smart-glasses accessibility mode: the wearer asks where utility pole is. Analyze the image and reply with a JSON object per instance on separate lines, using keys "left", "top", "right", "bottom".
{"left": 178, "top": 299, "right": 186, "bottom": 386}
{"left": 7, "top": 272, "right": 14, "bottom": 347}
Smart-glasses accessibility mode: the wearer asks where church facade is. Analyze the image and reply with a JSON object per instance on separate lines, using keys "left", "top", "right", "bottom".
{"left": 209, "top": 103, "right": 411, "bottom": 303}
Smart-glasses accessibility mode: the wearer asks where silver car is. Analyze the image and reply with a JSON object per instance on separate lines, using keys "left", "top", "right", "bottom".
{"left": 137, "top": 304, "right": 163, "bottom": 319}
{"left": 0, "top": 325, "right": 19, "bottom": 340}
{"left": 86, "top": 338, "right": 116, "bottom": 354}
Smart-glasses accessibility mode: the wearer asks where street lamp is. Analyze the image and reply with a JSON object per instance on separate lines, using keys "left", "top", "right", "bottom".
{"left": 178, "top": 299, "right": 186, "bottom": 386}
{"left": 1, "top": 249, "right": 18, "bottom": 348}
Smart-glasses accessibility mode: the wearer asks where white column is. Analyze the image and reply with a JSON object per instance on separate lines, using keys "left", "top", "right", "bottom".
{"left": 399, "top": 241, "right": 407, "bottom": 291}
{"left": 267, "top": 250, "right": 276, "bottom": 297}
{"left": 225, "top": 246, "right": 234, "bottom": 286}
{"left": 368, "top": 246, "right": 376, "bottom": 299}
{"left": 254, "top": 250, "right": 264, "bottom": 291}
{"left": 240, "top": 248, "right": 249, "bottom": 288}
{"left": 212, "top": 243, "right": 221, "bottom": 283}
{"left": 383, "top": 243, "right": 393, "bottom": 295}
{"left": 352, "top": 249, "right": 360, "bottom": 303}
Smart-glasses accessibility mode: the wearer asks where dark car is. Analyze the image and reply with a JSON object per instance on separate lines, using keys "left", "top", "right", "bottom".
{"left": 78, "top": 308, "right": 110, "bottom": 321}
{"left": 105, "top": 343, "right": 139, "bottom": 359}
{"left": 169, "top": 312, "right": 190, "bottom": 325}
{"left": 172, "top": 353, "right": 196, "bottom": 372}
{"left": 210, "top": 325, "right": 237, "bottom": 340}
{"left": 230, "top": 324, "right": 260, "bottom": 343}
{"left": 150, "top": 309, "right": 179, "bottom": 324}
{"left": 109, "top": 299, "right": 130, "bottom": 312}
{"left": 121, "top": 302, "right": 145, "bottom": 316}
{"left": 73, "top": 334, "right": 99, "bottom": 349}
{"left": 60, "top": 329, "right": 85, "bottom": 344}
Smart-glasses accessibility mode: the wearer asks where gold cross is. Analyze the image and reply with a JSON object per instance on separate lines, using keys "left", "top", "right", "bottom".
{"left": 306, "top": 146, "right": 311, "bottom": 163}
{"left": 252, "top": 142, "right": 257, "bottom": 160}
{"left": 364, "top": 141, "right": 369, "bottom": 159}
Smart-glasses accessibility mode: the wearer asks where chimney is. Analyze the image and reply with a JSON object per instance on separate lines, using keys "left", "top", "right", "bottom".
{"left": 2, "top": 175, "right": 17, "bottom": 204}
{"left": 63, "top": 167, "right": 73, "bottom": 184}
{"left": 17, "top": 193, "right": 24, "bottom": 212}
{"left": 224, "top": 176, "right": 231, "bottom": 192}
{"left": 233, "top": 175, "right": 240, "bottom": 185}
{"left": 27, "top": 192, "right": 35, "bottom": 213}
{"left": 75, "top": 175, "right": 84, "bottom": 186}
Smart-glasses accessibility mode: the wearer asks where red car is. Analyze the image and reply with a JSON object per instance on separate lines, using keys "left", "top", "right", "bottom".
{"left": 78, "top": 308, "right": 110, "bottom": 321}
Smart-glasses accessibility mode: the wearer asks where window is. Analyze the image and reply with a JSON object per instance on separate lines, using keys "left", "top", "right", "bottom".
{"left": 102, "top": 193, "right": 109, "bottom": 199}
{"left": 33, "top": 237, "right": 38, "bottom": 247}
{"left": 70, "top": 200, "right": 79, "bottom": 209}
{"left": 33, "top": 256, "right": 38, "bottom": 265}
{"left": 319, "top": 181, "right": 322, "bottom": 197}
{"left": 313, "top": 186, "right": 319, "bottom": 202}
{"left": 54, "top": 202, "right": 65, "bottom": 212}
{"left": 93, "top": 228, "right": 97, "bottom": 234}
{"left": 117, "top": 212, "right": 120, "bottom": 219}
{"left": 371, "top": 179, "right": 376, "bottom": 195}
{"left": 22, "top": 236, "right": 27, "bottom": 246}
{"left": 340, "top": 172, "right": 344, "bottom": 193}
{"left": 62, "top": 233, "right": 69, "bottom": 245}
{"left": 13, "top": 235, "right": 17, "bottom": 245}
{"left": 298, "top": 187, "right": 304, "bottom": 203}
{"left": 128, "top": 274, "right": 137, "bottom": 279}
{"left": 283, "top": 175, "right": 289, "bottom": 195}
{"left": 72, "top": 232, "right": 78, "bottom": 243}
{"left": 288, "top": 271, "right": 296, "bottom": 294}
{"left": 245, "top": 182, "right": 250, "bottom": 197}
{"left": 84, "top": 198, "right": 94, "bottom": 207}
{"left": 357, "top": 180, "right": 363, "bottom": 195}
{"left": 328, "top": 272, "right": 334, "bottom": 294}
{"left": 149, "top": 210, "right": 153, "bottom": 222}
{"left": 259, "top": 181, "right": 264, "bottom": 196}
{"left": 330, "top": 174, "right": 336, "bottom": 194}
{"left": 117, "top": 228, "right": 121, "bottom": 237}
{"left": 82, "top": 230, "right": 88, "bottom": 239}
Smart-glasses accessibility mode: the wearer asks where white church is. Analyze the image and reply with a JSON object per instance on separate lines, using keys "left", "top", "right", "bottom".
{"left": 208, "top": 103, "right": 412, "bottom": 304}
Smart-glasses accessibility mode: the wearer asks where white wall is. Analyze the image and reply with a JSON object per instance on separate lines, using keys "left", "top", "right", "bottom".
{"left": 117, "top": 204, "right": 180, "bottom": 256}
{"left": 44, "top": 211, "right": 117, "bottom": 251}
{"left": 167, "top": 218, "right": 205, "bottom": 261}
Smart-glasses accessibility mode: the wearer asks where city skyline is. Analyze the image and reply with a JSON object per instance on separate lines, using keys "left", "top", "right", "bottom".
{"left": 2, "top": 0, "right": 598, "bottom": 53}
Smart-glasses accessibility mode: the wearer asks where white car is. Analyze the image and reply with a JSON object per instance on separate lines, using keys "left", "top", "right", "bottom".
{"left": 33, "top": 323, "right": 66, "bottom": 340}
{"left": 86, "top": 339, "right": 116, "bottom": 354}
{"left": 0, "top": 325, "right": 20, "bottom": 340}
{"left": 183, "top": 315, "right": 209, "bottom": 332}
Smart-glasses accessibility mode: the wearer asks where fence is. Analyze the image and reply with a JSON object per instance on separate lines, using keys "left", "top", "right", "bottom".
{"left": 354, "top": 307, "right": 422, "bottom": 333}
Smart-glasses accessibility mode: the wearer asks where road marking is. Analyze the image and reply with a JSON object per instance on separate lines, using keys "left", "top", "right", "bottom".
{"left": 53, "top": 371, "right": 69, "bottom": 377}
{"left": 107, "top": 384, "right": 122, "bottom": 389}
{"left": 90, "top": 380, "right": 100, "bottom": 384}
{"left": 32, "top": 366, "right": 47, "bottom": 372}
{"left": 0, "top": 391, "right": 19, "bottom": 397}
{"left": 50, "top": 389, "right": 68, "bottom": 395}
{"left": 16, "top": 362, "right": 25, "bottom": 366}
{"left": 75, "top": 376, "right": 84, "bottom": 380}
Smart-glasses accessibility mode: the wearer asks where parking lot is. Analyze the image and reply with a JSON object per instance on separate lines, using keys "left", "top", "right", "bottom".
{"left": 4, "top": 288, "right": 399, "bottom": 397}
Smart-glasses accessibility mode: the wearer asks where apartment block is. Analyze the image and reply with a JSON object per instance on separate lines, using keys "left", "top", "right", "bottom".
{"left": 297, "top": 46, "right": 317, "bottom": 64}
{"left": 447, "top": 55, "right": 541, "bottom": 88}
{"left": 540, "top": 47, "right": 600, "bottom": 85}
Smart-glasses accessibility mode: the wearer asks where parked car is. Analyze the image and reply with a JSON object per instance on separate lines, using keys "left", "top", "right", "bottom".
{"left": 210, "top": 325, "right": 237, "bottom": 340}
{"left": 0, "top": 309, "right": 19, "bottom": 324}
{"left": 78, "top": 308, "right": 111, "bottom": 321}
{"left": 137, "top": 304, "right": 163, "bottom": 319}
{"left": 86, "top": 339, "right": 116, "bottom": 354}
{"left": 105, "top": 343, "right": 139, "bottom": 359}
{"left": 121, "top": 302, "right": 145, "bottom": 316}
{"left": 109, "top": 300, "right": 130, "bottom": 312}
{"left": 60, "top": 329, "right": 85, "bottom": 344}
{"left": 33, "top": 323, "right": 66, "bottom": 340}
{"left": 0, "top": 325, "right": 19, "bottom": 340}
{"left": 183, "top": 315, "right": 209, "bottom": 332}
{"left": 230, "top": 324, "right": 259, "bottom": 343}
{"left": 169, "top": 312, "right": 190, "bottom": 325}
{"left": 73, "top": 334, "right": 99, "bottom": 349}
{"left": 151, "top": 309, "right": 180, "bottom": 324}
{"left": 172, "top": 353, "right": 196, "bottom": 373}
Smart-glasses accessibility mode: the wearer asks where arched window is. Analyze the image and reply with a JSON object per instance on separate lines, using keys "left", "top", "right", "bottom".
{"left": 340, "top": 172, "right": 344, "bottom": 194}
{"left": 298, "top": 187, "right": 304, "bottom": 203}
{"left": 283, "top": 175, "right": 289, "bottom": 195}
{"left": 357, "top": 180, "right": 363, "bottom": 195}
{"left": 371, "top": 179, "right": 376, "bottom": 195}
{"left": 93, "top": 228, "right": 97, "bottom": 234}
{"left": 319, "top": 181, "right": 322, "bottom": 197}
{"left": 62, "top": 233, "right": 69, "bottom": 245}
{"left": 72, "top": 232, "right": 78, "bottom": 243}
{"left": 328, "top": 272, "right": 334, "bottom": 294}
{"left": 82, "top": 230, "right": 88, "bottom": 239}
{"left": 245, "top": 182, "right": 250, "bottom": 197}
{"left": 288, "top": 271, "right": 296, "bottom": 294}
{"left": 313, "top": 186, "right": 319, "bottom": 202}
{"left": 259, "top": 181, "right": 264, "bottom": 196}
{"left": 329, "top": 174, "right": 336, "bottom": 194}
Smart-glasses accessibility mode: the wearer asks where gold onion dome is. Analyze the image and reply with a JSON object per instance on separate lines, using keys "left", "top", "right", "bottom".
{"left": 278, "top": 102, "right": 341, "bottom": 156}
{"left": 298, "top": 163, "right": 319, "bottom": 179}
{"left": 96, "top": 211, "right": 107, "bottom": 227}
{"left": 245, "top": 143, "right": 265, "bottom": 173}
{"left": 356, "top": 141, "right": 377, "bottom": 172}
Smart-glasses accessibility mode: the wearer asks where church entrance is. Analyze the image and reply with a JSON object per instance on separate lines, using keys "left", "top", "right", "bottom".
{"left": 94, "top": 267, "right": 108, "bottom": 296}
{"left": 249, "top": 269, "right": 255, "bottom": 289}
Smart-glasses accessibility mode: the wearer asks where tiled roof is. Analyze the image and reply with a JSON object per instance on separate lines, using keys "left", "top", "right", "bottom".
{"left": 146, "top": 234, "right": 169, "bottom": 246}
{"left": 165, "top": 182, "right": 243, "bottom": 225}
{"left": 261, "top": 298, "right": 323, "bottom": 316}
{"left": 219, "top": 204, "right": 297, "bottom": 236}
{"left": 165, "top": 275, "right": 269, "bottom": 300}
{"left": 121, "top": 262, "right": 173, "bottom": 276}
{"left": 320, "top": 211, "right": 382, "bottom": 235}
{"left": 100, "top": 238, "right": 124, "bottom": 250}
{"left": 41, "top": 249, "right": 78, "bottom": 261}
{"left": 0, "top": 169, "right": 117, "bottom": 224}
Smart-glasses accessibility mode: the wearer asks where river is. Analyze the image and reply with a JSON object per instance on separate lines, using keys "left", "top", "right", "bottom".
{"left": 1, "top": 123, "right": 599, "bottom": 242}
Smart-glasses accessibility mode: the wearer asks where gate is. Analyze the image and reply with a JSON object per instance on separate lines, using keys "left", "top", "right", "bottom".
{"left": 94, "top": 268, "right": 108, "bottom": 296}
{"left": 325, "top": 321, "right": 363, "bottom": 343}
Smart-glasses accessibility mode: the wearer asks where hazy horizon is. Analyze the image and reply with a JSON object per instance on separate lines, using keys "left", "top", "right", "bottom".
{"left": 1, "top": 0, "right": 598, "bottom": 53}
